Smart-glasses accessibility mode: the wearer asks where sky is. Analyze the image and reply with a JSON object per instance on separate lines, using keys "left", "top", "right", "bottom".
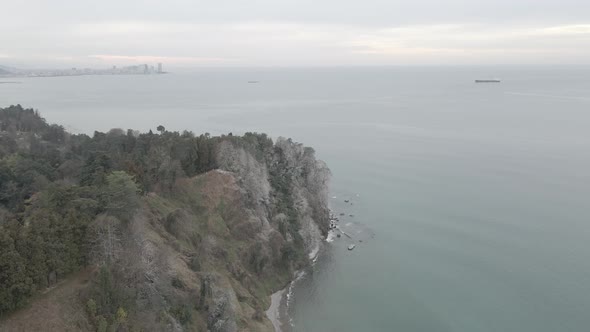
{"left": 2, "top": 0, "right": 590, "bottom": 68}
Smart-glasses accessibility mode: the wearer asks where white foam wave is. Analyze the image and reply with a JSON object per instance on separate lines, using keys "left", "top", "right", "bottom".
{"left": 326, "top": 230, "right": 336, "bottom": 243}
{"left": 286, "top": 271, "right": 306, "bottom": 304}
{"left": 309, "top": 244, "right": 320, "bottom": 261}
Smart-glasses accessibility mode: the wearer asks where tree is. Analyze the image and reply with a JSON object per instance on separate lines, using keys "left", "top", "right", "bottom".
{"left": 103, "top": 171, "right": 139, "bottom": 221}
{"left": 80, "top": 154, "right": 112, "bottom": 186}
{"left": 0, "top": 230, "right": 32, "bottom": 314}
{"left": 88, "top": 215, "right": 122, "bottom": 265}
{"left": 86, "top": 299, "right": 97, "bottom": 317}
{"left": 97, "top": 316, "right": 108, "bottom": 332}
{"left": 94, "top": 266, "right": 115, "bottom": 314}
{"left": 116, "top": 307, "right": 128, "bottom": 323}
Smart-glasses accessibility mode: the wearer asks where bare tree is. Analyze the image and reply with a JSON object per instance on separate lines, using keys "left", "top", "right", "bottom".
{"left": 88, "top": 215, "right": 122, "bottom": 266}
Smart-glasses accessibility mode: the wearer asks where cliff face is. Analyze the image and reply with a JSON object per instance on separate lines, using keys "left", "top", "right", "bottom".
{"left": 216, "top": 138, "right": 331, "bottom": 258}
{"left": 0, "top": 115, "right": 331, "bottom": 332}
{"left": 105, "top": 137, "right": 331, "bottom": 331}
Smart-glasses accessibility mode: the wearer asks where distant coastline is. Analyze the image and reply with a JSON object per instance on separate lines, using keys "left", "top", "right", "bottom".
{"left": 0, "top": 63, "right": 167, "bottom": 78}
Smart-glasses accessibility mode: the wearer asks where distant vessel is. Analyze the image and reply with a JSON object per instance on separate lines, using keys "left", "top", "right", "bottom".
{"left": 475, "top": 79, "right": 501, "bottom": 83}
{"left": 248, "top": 81, "right": 259, "bottom": 83}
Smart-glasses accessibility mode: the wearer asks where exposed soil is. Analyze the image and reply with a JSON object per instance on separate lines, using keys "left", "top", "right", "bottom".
{"left": 0, "top": 267, "right": 95, "bottom": 332}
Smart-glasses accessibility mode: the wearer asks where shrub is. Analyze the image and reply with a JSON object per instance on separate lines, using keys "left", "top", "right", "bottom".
{"left": 86, "top": 299, "right": 97, "bottom": 317}
{"left": 188, "top": 257, "right": 201, "bottom": 272}
{"left": 171, "top": 276, "right": 185, "bottom": 289}
{"left": 97, "top": 316, "right": 108, "bottom": 332}
{"left": 170, "top": 304, "right": 192, "bottom": 325}
{"left": 116, "top": 307, "right": 127, "bottom": 323}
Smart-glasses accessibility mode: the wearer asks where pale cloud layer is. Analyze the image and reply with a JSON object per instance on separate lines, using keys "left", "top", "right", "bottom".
{"left": 1, "top": 0, "right": 589, "bottom": 67}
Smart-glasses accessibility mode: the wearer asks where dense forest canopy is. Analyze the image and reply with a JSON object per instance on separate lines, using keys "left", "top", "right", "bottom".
{"left": 0, "top": 104, "right": 324, "bottom": 330}
{"left": 0, "top": 105, "right": 225, "bottom": 212}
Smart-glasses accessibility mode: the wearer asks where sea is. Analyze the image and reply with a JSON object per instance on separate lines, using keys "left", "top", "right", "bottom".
{"left": 1, "top": 66, "right": 589, "bottom": 332}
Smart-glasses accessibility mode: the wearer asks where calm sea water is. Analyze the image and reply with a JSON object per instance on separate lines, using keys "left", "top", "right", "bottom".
{"left": 2, "top": 66, "right": 590, "bottom": 331}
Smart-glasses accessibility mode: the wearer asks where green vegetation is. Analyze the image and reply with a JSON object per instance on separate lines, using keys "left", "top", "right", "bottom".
{"left": 0, "top": 104, "right": 330, "bottom": 331}
{"left": 0, "top": 105, "right": 224, "bottom": 316}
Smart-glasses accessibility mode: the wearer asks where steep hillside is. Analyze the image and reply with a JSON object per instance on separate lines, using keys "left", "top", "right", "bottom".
{"left": 0, "top": 105, "right": 330, "bottom": 331}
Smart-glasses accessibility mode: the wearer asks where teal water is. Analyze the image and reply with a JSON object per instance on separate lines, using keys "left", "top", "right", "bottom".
{"left": 1, "top": 66, "right": 590, "bottom": 331}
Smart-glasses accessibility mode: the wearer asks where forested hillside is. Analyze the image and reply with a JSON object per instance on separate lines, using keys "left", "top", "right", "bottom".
{"left": 0, "top": 105, "right": 330, "bottom": 331}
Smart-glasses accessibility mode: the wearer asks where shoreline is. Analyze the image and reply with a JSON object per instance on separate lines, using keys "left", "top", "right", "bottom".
{"left": 266, "top": 220, "right": 330, "bottom": 331}
{"left": 266, "top": 251, "right": 319, "bottom": 332}
{"left": 266, "top": 288, "right": 288, "bottom": 332}
{"left": 266, "top": 246, "right": 323, "bottom": 331}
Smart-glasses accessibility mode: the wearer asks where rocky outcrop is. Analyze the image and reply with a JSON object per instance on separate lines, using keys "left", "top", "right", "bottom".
{"left": 119, "top": 137, "right": 330, "bottom": 331}
{"left": 216, "top": 137, "right": 331, "bottom": 247}
{"left": 204, "top": 137, "right": 330, "bottom": 330}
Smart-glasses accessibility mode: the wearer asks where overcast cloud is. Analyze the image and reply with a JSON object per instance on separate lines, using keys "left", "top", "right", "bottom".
{"left": 2, "top": 0, "right": 590, "bottom": 67}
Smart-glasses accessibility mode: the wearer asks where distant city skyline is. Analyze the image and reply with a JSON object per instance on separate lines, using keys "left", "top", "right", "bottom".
{"left": 2, "top": 0, "right": 590, "bottom": 67}
{"left": 0, "top": 63, "right": 166, "bottom": 78}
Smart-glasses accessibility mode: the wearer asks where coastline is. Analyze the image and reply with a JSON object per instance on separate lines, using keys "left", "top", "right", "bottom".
{"left": 266, "top": 243, "right": 324, "bottom": 331}
{"left": 266, "top": 288, "right": 288, "bottom": 332}
{"left": 266, "top": 210, "right": 331, "bottom": 331}
{"left": 264, "top": 205, "right": 354, "bottom": 331}
{"left": 266, "top": 247, "right": 320, "bottom": 331}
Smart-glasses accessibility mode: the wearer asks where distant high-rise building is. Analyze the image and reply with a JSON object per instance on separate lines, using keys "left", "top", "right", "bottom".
{"left": 157, "top": 63, "right": 163, "bottom": 73}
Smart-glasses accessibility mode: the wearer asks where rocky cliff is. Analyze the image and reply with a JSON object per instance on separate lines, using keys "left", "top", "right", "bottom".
{"left": 0, "top": 106, "right": 330, "bottom": 332}
{"left": 121, "top": 138, "right": 330, "bottom": 331}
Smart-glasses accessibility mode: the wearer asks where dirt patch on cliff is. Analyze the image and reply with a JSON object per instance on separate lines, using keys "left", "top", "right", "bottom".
{"left": 198, "top": 170, "right": 241, "bottom": 209}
